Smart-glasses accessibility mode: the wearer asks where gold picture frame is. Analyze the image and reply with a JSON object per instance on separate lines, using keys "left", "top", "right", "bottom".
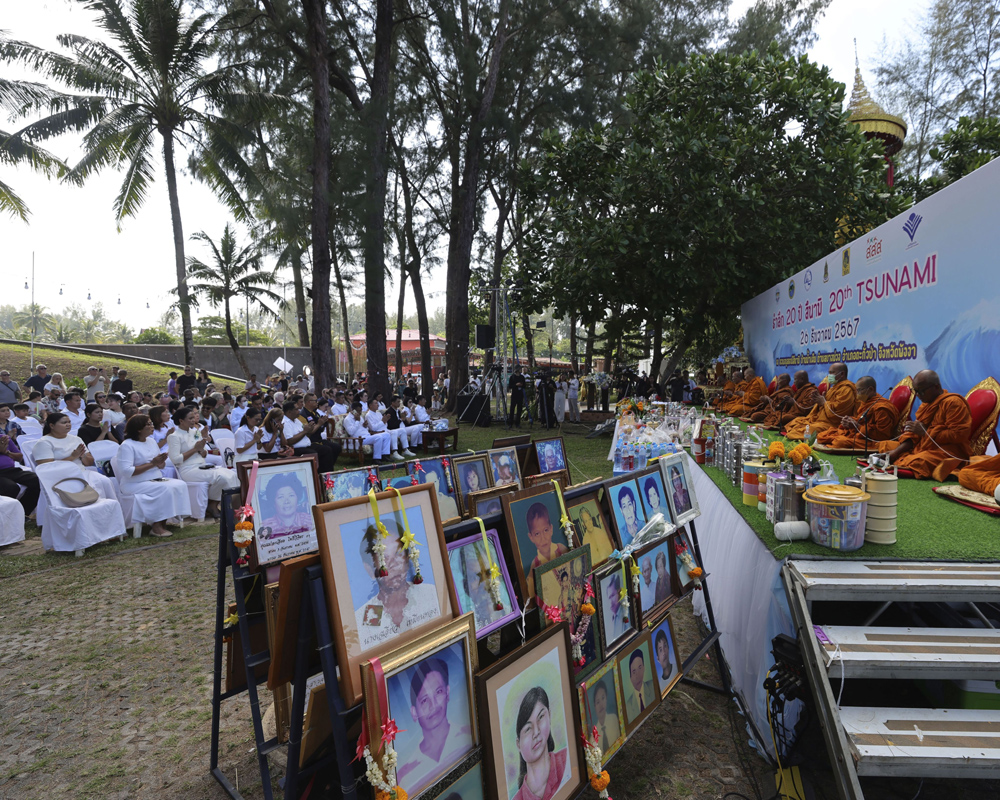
{"left": 452, "top": 454, "right": 494, "bottom": 516}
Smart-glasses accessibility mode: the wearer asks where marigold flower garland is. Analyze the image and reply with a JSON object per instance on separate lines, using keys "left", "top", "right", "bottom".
{"left": 539, "top": 581, "right": 596, "bottom": 668}
{"left": 674, "top": 537, "right": 703, "bottom": 589}
{"left": 233, "top": 504, "right": 255, "bottom": 567}
{"left": 789, "top": 442, "right": 812, "bottom": 465}
{"left": 768, "top": 441, "right": 786, "bottom": 461}
{"left": 582, "top": 726, "right": 612, "bottom": 799}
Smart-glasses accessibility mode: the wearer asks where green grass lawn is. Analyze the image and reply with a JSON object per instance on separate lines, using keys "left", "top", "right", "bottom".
{"left": 0, "top": 341, "right": 178, "bottom": 395}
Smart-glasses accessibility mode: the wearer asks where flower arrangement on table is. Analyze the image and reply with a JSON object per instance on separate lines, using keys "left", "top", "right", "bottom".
{"left": 788, "top": 442, "right": 812, "bottom": 465}
{"left": 615, "top": 397, "right": 648, "bottom": 421}
{"left": 586, "top": 372, "right": 611, "bottom": 389}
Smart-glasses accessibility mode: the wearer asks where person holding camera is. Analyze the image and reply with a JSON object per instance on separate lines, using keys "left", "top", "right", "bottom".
{"left": 83, "top": 366, "right": 107, "bottom": 402}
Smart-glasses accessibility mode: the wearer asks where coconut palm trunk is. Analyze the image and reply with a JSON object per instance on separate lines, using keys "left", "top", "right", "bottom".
{"left": 163, "top": 131, "right": 195, "bottom": 367}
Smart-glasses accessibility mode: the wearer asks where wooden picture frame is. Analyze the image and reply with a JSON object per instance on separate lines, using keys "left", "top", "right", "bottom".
{"left": 616, "top": 630, "right": 660, "bottom": 734}
{"left": 565, "top": 490, "right": 616, "bottom": 567}
{"left": 524, "top": 468, "right": 569, "bottom": 491}
{"left": 263, "top": 581, "right": 291, "bottom": 742}
{"left": 533, "top": 436, "right": 571, "bottom": 483}
{"left": 475, "top": 622, "right": 585, "bottom": 800}
{"left": 577, "top": 658, "right": 626, "bottom": 766}
{"left": 238, "top": 454, "right": 322, "bottom": 566}
{"left": 362, "top": 615, "right": 479, "bottom": 799}
{"left": 406, "top": 456, "right": 462, "bottom": 527}
{"left": 267, "top": 553, "right": 321, "bottom": 690}
{"left": 649, "top": 613, "right": 683, "bottom": 698}
{"left": 433, "top": 759, "right": 485, "bottom": 800}
{"left": 467, "top": 485, "right": 517, "bottom": 519}
{"left": 452, "top": 454, "right": 493, "bottom": 516}
{"left": 534, "top": 545, "right": 603, "bottom": 683}
{"left": 492, "top": 434, "right": 531, "bottom": 448}
{"left": 633, "top": 464, "right": 675, "bottom": 532}
{"left": 486, "top": 447, "right": 523, "bottom": 490}
{"left": 501, "top": 484, "right": 572, "bottom": 601}
{"left": 592, "top": 561, "right": 638, "bottom": 659}
{"left": 604, "top": 474, "right": 647, "bottom": 549}
{"left": 670, "top": 528, "right": 703, "bottom": 598}
{"left": 632, "top": 538, "right": 678, "bottom": 625}
{"left": 314, "top": 483, "right": 457, "bottom": 705}
{"left": 447, "top": 530, "right": 521, "bottom": 638}
{"left": 320, "top": 465, "right": 381, "bottom": 503}
{"left": 659, "top": 452, "right": 700, "bottom": 526}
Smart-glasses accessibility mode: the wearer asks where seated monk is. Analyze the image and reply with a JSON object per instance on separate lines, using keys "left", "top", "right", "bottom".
{"left": 746, "top": 373, "right": 791, "bottom": 422}
{"left": 784, "top": 362, "right": 858, "bottom": 441}
{"left": 877, "top": 370, "right": 973, "bottom": 480}
{"left": 724, "top": 367, "right": 766, "bottom": 416}
{"left": 710, "top": 368, "right": 742, "bottom": 409}
{"left": 762, "top": 371, "right": 817, "bottom": 428}
{"left": 816, "top": 376, "right": 899, "bottom": 450}
{"left": 957, "top": 455, "right": 1000, "bottom": 503}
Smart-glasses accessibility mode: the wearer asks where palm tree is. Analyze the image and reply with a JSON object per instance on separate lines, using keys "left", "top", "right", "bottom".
{"left": 76, "top": 318, "right": 107, "bottom": 344}
{"left": 186, "top": 223, "right": 281, "bottom": 379}
{"left": 12, "top": 304, "right": 56, "bottom": 341}
{"left": 2, "top": 1, "right": 282, "bottom": 366}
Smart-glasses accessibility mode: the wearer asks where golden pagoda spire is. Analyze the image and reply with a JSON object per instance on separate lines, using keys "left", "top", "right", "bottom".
{"left": 847, "top": 43, "right": 907, "bottom": 156}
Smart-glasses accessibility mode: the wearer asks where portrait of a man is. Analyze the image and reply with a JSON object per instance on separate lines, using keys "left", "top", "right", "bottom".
{"left": 599, "top": 570, "right": 630, "bottom": 647}
{"left": 619, "top": 643, "right": 657, "bottom": 725}
{"left": 392, "top": 645, "right": 475, "bottom": 797}
{"left": 610, "top": 482, "right": 646, "bottom": 547}
{"left": 535, "top": 439, "right": 566, "bottom": 474}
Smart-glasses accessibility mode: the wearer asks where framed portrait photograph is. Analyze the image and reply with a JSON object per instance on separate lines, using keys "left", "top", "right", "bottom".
{"left": 453, "top": 455, "right": 494, "bottom": 516}
{"left": 492, "top": 434, "right": 531, "bottom": 449}
{"left": 501, "top": 485, "right": 572, "bottom": 601}
{"left": 534, "top": 545, "right": 602, "bottom": 682}
{"left": 633, "top": 539, "right": 677, "bottom": 625}
{"left": 487, "top": 447, "right": 522, "bottom": 490}
{"left": 534, "top": 436, "right": 570, "bottom": 481}
{"left": 616, "top": 631, "right": 660, "bottom": 734}
{"left": 605, "top": 476, "right": 647, "bottom": 549}
{"left": 447, "top": 530, "right": 521, "bottom": 638}
{"left": 407, "top": 456, "right": 462, "bottom": 526}
{"left": 670, "top": 529, "right": 702, "bottom": 597}
{"left": 315, "top": 483, "right": 457, "bottom": 705}
{"left": 524, "top": 469, "right": 569, "bottom": 491}
{"left": 650, "top": 614, "right": 682, "bottom": 699}
{"left": 634, "top": 466, "right": 674, "bottom": 530}
{"left": 362, "top": 615, "right": 479, "bottom": 800}
{"left": 239, "top": 455, "right": 322, "bottom": 566}
{"left": 592, "top": 562, "right": 637, "bottom": 658}
{"left": 659, "top": 453, "right": 700, "bottom": 526}
{"left": 435, "top": 760, "right": 485, "bottom": 800}
{"left": 476, "top": 622, "right": 584, "bottom": 800}
{"left": 577, "top": 659, "right": 625, "bottom": 766}
{"left": 321, "top": 466, "right": 380, "bottom": 503}
{"left": 468, "top": 485, "right": 517, "bottom": 519}
{"left": 565, "top": 492, "right": 615, "bottom": 567}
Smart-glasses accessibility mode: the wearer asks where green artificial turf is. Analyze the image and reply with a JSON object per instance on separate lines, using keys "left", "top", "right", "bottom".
{"left": 699, "top": 424, "right": 999, "bottom": 561}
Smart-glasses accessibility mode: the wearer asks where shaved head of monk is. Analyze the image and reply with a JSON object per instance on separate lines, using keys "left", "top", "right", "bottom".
{"left": 913, "top": 370, "right": 944, "bottom": 403}
{"left": 777, "top": 373, "right": 791, "bottom": 388}
{"left": 857, "top": 376, "right": 876, "bottom": 399}
{"left": 793, "top": 371, "right": 809, "bottom": 388}
{"left": 829, "top": 362, "right": 848, "bottom": 382}
{"left": 744, "top": 367, "right": 756, "bottom": 380}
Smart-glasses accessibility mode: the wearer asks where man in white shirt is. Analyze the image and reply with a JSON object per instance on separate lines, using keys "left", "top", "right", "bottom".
{"left": 331, "top": 391, "right": 350, "bottom": 416}
{"left": 391, "top": 396, "right": 423, "bottom": 449}
{"left": 366, "top": 399, "right": 408, "bottom": 461}
{"left": 568, "top": 373, "right": 581, "bottom": 423}
{"left": 63, "top": 392, "right": 87, "bottom": 435}
{"left": 412, "top": 396, "right": 433, "bottom": 424}
{"left": 83, "top": 366, "right": 107, "bottom": 402}
{"left": 343, "top": 401, "right": 391, "bottom": 461}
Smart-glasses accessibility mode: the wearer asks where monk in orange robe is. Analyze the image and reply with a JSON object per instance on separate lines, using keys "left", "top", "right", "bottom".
{"left": 876, "top": 370, "right": 973, "bottom": 480}
{"left": 817, "top": 376, "right": 900, "bottom": 450}
{"left": 957, "top": 455, "right": 1000, "bottom": 502}
{"left": 710, "top": 369, "right": 742, "bottom": 409}
{"left": 724, "top": 367, "right": 766, "bottom": 416}
{"left": 762, "top": 371, "right": 817, "bottom": 428}
{"left": 745, "top": 373, "right": 791, "bottom": 422}
{"left": 784, "top": 363, "right": 858, "bottom": 441}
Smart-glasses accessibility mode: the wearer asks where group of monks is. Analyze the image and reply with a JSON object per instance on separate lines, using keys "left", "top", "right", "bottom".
{"left": 708, "top": 364, "right": 1000, "bottom": 500}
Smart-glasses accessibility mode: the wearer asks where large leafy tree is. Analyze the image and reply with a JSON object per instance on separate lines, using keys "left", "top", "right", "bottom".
{"left": 185, "top": 222, "right": 282, "bottom": 378}
{"left": 2, "top": 0, "right": 281, "bottom": 367}
{"left": 523, "top": 45, "right": 907, "bottom": 380}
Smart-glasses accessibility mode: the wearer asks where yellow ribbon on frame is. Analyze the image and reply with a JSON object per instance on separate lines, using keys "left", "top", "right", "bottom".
{"left": 368, "top": 488, "right": 389, "bottom": 540}
{"left": 550, "top": 479, "right": 575, "bottom": 548}
{"left": 474, "top": 516, "right": 502, "bottom": 583}
{"left": 391, "top": 488, "right": 416, "bottom": 551}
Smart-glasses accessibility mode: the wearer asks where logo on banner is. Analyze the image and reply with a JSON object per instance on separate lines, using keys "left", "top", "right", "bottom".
{"left": 804, "top": 269, "right": 813, "bottom": 290}
{"left": 823, "top": 261, "right": 829, "bottom": 283}
{"left": 903, "top": 212, "right": 923, "bottom": 249}
{"left": 775, "top": 289, "right": 780, "bottom": 303}
{"left": 865, "top": 235, "right": 883, "bottom": 264}
{"left": 788, "top": 279, "right": 795, "bottom": 299}
{"left": 841, "top": 247, "right": 851, "bottom": 276}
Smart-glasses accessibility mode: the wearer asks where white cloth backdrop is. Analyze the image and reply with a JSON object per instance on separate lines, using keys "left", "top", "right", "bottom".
{"left": 687, "top": 452, "right": 800, "bottom": 759}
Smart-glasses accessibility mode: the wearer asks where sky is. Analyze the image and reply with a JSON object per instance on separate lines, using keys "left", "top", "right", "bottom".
{"left": 1, "top": 0, "right": 930, "bottom": 332}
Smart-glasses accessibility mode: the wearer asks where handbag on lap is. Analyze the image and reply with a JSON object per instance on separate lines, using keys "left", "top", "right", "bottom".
{"left": 52, "top": 478, "right": 100, "bottom": 508}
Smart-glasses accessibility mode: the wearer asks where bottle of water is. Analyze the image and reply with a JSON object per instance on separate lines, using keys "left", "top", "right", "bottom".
{"left": 638, "top": 443, "right": 648, "bottom": 470}
{"left": 614, "top": 439, "right": 623, "bottom": 472}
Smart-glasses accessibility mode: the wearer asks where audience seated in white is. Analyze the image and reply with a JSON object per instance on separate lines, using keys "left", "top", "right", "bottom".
{"left": 33, "top": 413, "right": 119, "bottom": 501}
{"left": 35, "top": 461, "right": 127, "bottom": 555}
{"left": 0, "top": 495, "right": 26, "bottom": 547}
{"left": 168, "top": 406, "right": 239, "bottom": 520}
{"left": 233, "top": 408, "right": 264, "bottom": 464}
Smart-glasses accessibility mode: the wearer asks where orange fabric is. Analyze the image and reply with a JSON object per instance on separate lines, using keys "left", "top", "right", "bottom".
{"left": 763, "top": 383, "right": 816, "bottom": 427}
{"left": 817, "top": 393, "right": 900, "bottom": 449}
{"left": 784, "top": 380, "right": 858, "bottom": 440}
{"left": 876, "top": 392, "right": 974, "bottom": 480}
{"left": 724, "top": 377, "right": 766, "bottom": 416}
{"left": 710, "top": 380, "right": 736, "bottom": 408}
{"left": 720, "top": 380, "right": 749, "bottom": 413}
{"left": 957, "top": 454, "right": 1000, "bottom": 496}
{"left": 748, "top": 386, "right": 792, "bottom": 422}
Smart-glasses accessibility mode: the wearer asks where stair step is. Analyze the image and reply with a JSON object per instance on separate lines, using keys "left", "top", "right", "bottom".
{"left": 840, "top": 706, "right": 1000, "bottom": 779}
{"left": 818, "top": 625, "right": 1000, "bottom": 680}
{"left": 790, "top": 559, "right": 1000, "bottom": 603}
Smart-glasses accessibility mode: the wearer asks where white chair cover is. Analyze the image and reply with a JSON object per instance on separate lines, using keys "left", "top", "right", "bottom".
{"left": 35, "top": 462, "right": 126, "bottom": 553}
{"left": 87, "top": 440, "right": 120, "bottom": 463}
{"left": 210, "top": 429, "right": 236, "bottom": 450}
{"left": 186, "top": 482, "right": 209, "bottom": 521}
{"left": 0, "top": 495, "right": 26, "bottom": 546}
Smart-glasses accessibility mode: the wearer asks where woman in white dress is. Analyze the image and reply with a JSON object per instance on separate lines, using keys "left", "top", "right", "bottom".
{"left": 118, "top": 415, "right": 192, "bottom": 537}
{"left": 32, "top": 413, "right": 118, "bottom": 500}
{"left": 258, "top": 408, "right": 292, "bottom": 461}
{"left": 234, "top": 408, "right": 265, "bottom": 464}
{"left": 148, "top": 405, "right": 178, "bottom": 478}
{"left": 554, "top": 373, "right": 567, "bottom": 425}
{"left": 167, "top": 406, "right": 239, "bottom": 519}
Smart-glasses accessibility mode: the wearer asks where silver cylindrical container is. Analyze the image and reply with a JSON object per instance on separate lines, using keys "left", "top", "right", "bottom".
{"left": 775, "top": 478, "right": 796, "bottom": 522}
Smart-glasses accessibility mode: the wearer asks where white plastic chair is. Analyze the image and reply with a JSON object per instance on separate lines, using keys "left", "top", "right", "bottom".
{"left": 109, "top": 450, "right": 145, "bottom": 539}
{"left": 0, "top": 496, "right": 26, "bottom": 547}
{"left": 87, "top": 440, "right": 120, "bottom": 470}
{"left": 181, "top": 482, "right": 209, "bottom": 526}
{"left": 35, "top": 462, "right": 127, "bottom": 556}
{"left": 210, "top": 428, "right": 236, "bottom": 452}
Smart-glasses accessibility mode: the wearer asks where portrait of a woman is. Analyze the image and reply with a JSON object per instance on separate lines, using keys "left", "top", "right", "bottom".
{"left": 512, "top": 687, "right": 567, "bottom": 800}
{"left": 259, "top": 472, "right": 313, "bottom": 537}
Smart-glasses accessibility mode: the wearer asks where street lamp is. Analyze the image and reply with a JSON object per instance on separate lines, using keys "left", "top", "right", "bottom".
{"left": 23, "top": 253, "right": 35, "bottom": 370}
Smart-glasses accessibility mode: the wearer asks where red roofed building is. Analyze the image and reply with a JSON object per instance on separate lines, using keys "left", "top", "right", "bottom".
{"left": 347, "top": 330, "right": 447, "bottom": 377}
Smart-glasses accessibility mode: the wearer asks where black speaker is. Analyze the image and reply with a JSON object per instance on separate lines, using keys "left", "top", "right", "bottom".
{"left": 457, "top": 393, "right": 491, "bottom": 426}
{"left": 475, "top": 324, "right": 495, "bottom": 349}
